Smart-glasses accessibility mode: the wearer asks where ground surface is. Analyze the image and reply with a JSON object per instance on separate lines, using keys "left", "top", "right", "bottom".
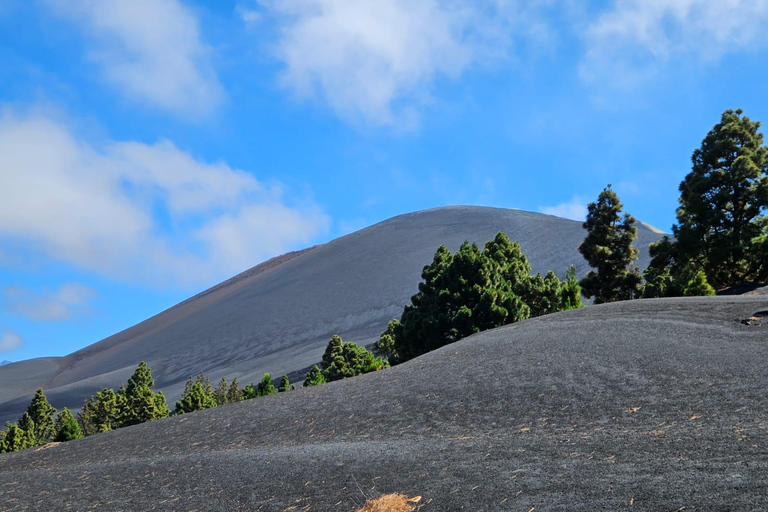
{"left": 1, "top": 297, "right": 766, "bottom": 511}
{"left": 0, "top": 206, "right": 663, "bottom": 424}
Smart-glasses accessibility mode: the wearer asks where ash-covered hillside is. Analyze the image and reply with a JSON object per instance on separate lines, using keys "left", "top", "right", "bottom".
{"left": 0, "top": 206, "right": 663, "bottom": 423}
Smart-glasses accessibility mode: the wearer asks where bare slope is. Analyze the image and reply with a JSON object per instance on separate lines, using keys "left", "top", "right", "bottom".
{"left": 0, "top": 206, "right": 663, "bottom": 423}
{"left": 1, "top": 297, "right": 766, "bottom": 511}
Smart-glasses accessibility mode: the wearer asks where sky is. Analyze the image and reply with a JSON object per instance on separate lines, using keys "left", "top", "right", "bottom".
{"left": 1, "top": 0, "right": 768, "bottom": 362}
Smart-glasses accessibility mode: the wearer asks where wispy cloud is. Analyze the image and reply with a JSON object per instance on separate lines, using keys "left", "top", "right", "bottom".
{"left": 45, "top": 0, "right": 223, "bottom": 118}
{"left": 0, "top": 330, "right": 24, "bottom": 353}
{"left": 255, "top": 0, "right": 555, "bottom": 126}
{"left": 539, "top": 196, "right": 587, "bottom": 222}
{"left": 0, "top": 109, "right": 330, "bottom": 287}
{"left": 3, "top": 283, "right": 96, "bottom": 322}
{"left": 581, "top": 0, "right": 768, "bottom": 87}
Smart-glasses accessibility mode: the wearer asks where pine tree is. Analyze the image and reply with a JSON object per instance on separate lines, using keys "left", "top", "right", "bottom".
{"left": 120, "top": 362, "right": 168, "bottom": 427}
{"left": 214, "top": 377, "right": 229, "bottom": 406}
{"left": 1, "top": 422, "right": 34, "bottom": 453}
{"left": 175, "top": 377, "right": 218, "bottom": 414}
{"left": 54, "top": 408, "right": 83, "bottom": 442}
{"left": 78, "top": 388, "right": 122, "bottom": 435}
{"left": 579, "top": 185, "right": 641, "bottom": 303}
{"left": 17, "top": 413, "right": 36, "bottom": 448}
{"left": 560, "top": 265, "right": 583, "bottom": 309}
{"left": 242, "top": 383, "right": 258, "bottom": 399}
{"left": 683, "top": 270, "right": 716, "bottom": 296}
{"left": 227, "top": 378, "right": 243, "bottom": 403}
{"left": 256, "top": 373, "right": 276, "bottom": 397}
{"left": 674, "top": 109, "right": 768, "bottom": 288}
{"left": 25, "top": 388, "right": 56, "bottom": 446}
{"left": 278, "top": 375, "right": 290, "bottom": 393}
{"left": 379, "top": 232, "right": 578, "bottom": 364}
{"left": 320, "top": 335, "right": 388, "bottom": 382}
{"left": 302, "top": 365, "right": 326, "bottom": 387}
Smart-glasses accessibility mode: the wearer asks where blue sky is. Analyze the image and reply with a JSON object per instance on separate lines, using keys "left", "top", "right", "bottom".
{"left": 2, "top": 0, "right": 768, "bottom": 361}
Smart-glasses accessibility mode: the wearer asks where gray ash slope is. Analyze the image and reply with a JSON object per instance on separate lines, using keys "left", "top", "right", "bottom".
{"left": 0, "top": 206, "right": 663, "bottom": 423}
{"left": 1, "top": 297, "right": 766, "bottom": 511}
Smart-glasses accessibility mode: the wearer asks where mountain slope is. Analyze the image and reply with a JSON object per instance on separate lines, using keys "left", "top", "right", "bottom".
{"left": 0, "top": 206, "right": 664, "bottom": 423}
{"left": 1, "top": 297, "right": 766, "bottom": 511}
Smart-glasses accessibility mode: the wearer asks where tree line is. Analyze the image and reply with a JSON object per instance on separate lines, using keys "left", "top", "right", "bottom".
{"left": 0, "top": 334, "right": 386, "bottom": 453}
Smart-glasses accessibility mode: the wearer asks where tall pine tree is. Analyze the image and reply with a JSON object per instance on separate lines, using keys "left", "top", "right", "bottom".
{"left": 674, "top": 109, "right": 768, "bottom": 288}
{"left": 24, "top": 388, "right": 56, "bottom": 446}
{"left": 579, "top": 186, "right": 641, "bottom": 303}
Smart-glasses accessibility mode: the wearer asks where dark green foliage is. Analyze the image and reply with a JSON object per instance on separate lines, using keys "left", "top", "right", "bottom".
{"left": 119, "top": 362, "right": 169, "bottom": 427}
{"left": 256, "top": 373, "right": 276, "bottom": 397}
{"left": 0, "top": 422, "right": 34, "bottom": 453}
{"left": 278, "top": 375, "right": 290, "bottom": 393}
{"left": 579, "top": 186, "right": 642, "bottom": 303}
{"left": 175, "top": 374, "right": 216, "bottom": 414}
{"left": 374, "top": 319, "right": 402, "bottom": 365}
{"left": 214, "top": 377, "right": 229, "bottom": 405}
{"left": 643, "top": 236, "right": 680, "bottom": 298}
{"left": 673, "top": 109, "right": 768, "bottom": 289}
{"left": 78, "top": 388, "right": 122, "bottom": 435}
{"left": 17, "top": 413, "right": 36, "bottom": 447}
{"left": 227, "top": 378, "right": 243, "bottom": 403}
{"left": 683, "top": 270, "right": 716, "bottom": 296}
{"left": 380, "top": 232, "right": 581, "bottom": 363}
{"left": 54, "top": 408, "right": 82, "bottom": 442}
{"left": 25, "top": 388, "right": 56, "bottom": 446}
{"left": 175, "top": 375, "right": 218, "bottom": 414}
{"left": 320, "top": 335, "right": 388, "bottom": 382}
{"left": 302, "top": 365, "right": 326, "bottom": 387}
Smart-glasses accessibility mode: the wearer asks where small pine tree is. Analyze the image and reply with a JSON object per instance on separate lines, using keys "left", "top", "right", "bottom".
{"left": 1, "top": 422, "right": 34, "bottom": 453}
{"left": 278, "top": 375, "right": 290, "bottom": 393}
{"left": 302, "top": 365, "right": 326, "bottom": 387}
{"left": 25, "top": 388, "right": 56, "bottom": 446}
{"left": 54, "top": 408, "right": 83, "bottom": 442}
{"left": 214, "top": 377, "right": 229, "bottom": 405}
{"left": 78, "top": 388, "right": 122, "bottom": 436}
{"left": 683, "top": 270, "right": 716, "bottom": 296}
{"left": 227, "top": 378, "right": 243, "bottom": 403}
{"left": 17, "top": 413, "right": 37, "bottom": 448}
{"left": 242, "top": 383, "right": 258, "bottom": 400}
{"left": 256, "top": 373, "right": 276, "bottom": 397}
{"left": 320, "top": 335, "right": 388, "bottom": 383}
{"left": 175, "top": 378, "right": 217, "bottom": 414}
{"left": 560, "top": 265, "right": 583, "bottom": 309}
{"left": 120, "top": 362, "right": 168, "bottom": 427}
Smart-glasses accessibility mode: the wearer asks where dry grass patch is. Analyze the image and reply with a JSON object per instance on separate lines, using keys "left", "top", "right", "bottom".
{"left": 355, "top": 493, "right": 421, "bottom": 512}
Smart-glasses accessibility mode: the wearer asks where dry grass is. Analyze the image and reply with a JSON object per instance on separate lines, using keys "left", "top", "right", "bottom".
{"left": 354, "top": 493, "right": 421, "bottom": 512}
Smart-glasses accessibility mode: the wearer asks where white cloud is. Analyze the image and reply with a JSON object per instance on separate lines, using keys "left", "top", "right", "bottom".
{"left": 0, "top": 110, "right": 329, "bottom": 287}
{"left": 539, "top": 196, "right": 587, "bottom": 221}
{"left": 45, "top": 0, "right": 223, "bottom": 117}
{"left": 0, "top": 330, "right": 24, "bottom": 353}
{"left": 3, "top": 283, "right": 96, "bottom": 322}
{"left": 581, "top": 0, "right": 768, "bottom": 86}
{"left": 257, "top": 0, "right": 553, "bottom": 126}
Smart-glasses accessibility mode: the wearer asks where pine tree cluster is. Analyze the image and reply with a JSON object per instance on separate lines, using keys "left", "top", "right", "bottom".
{"left": 376, "top": 232, "right": 582, "bottom": 364}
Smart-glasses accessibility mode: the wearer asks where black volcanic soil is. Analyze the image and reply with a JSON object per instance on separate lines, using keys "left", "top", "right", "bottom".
{"left": 1, "top": 297, "right": 766, "bottom": 511}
